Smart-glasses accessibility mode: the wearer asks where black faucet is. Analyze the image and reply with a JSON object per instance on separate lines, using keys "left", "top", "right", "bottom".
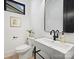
{"left": 50, "top": 30, "right": 59, "bottom": 41}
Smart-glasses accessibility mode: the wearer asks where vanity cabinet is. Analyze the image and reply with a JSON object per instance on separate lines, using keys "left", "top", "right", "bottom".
{"left": 30, "top": 38, "right": 74, "bottom": 59}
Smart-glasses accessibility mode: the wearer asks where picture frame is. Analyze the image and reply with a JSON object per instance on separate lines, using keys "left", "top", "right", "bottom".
{"left": 4, "top": 0, "right": 25, "bottom": 15}
{"left": 10, "top": 16, "right": 21, "bottom": 27}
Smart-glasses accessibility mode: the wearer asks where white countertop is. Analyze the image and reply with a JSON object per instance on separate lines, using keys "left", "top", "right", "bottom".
{"left": 30, "top": 37, "right": 74, "bottom": 54}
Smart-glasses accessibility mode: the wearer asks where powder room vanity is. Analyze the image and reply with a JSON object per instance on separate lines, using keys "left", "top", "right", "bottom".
{"left": 28, "top": 37, "right": 74, "bottom": 59}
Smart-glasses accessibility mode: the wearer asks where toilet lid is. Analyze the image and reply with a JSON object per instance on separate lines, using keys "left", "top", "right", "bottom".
{"left": 16, "top": 44, "right": 31, "bottom": 51}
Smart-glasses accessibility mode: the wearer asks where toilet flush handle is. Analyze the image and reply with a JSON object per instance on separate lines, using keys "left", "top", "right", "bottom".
{"left": 12, "top": 36, "right": 18, "bottom": 40}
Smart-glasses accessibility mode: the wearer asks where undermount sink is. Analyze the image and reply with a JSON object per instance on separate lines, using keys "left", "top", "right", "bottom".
{"left": 36, "top": 38, "right": 54, "bottom": 43}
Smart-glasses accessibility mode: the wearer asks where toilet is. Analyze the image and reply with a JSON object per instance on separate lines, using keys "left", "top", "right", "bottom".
{"left": 15, "top": 44, "right": 33, "bottom": 59}
{"left": 16, "top": 44, "right": 31, "bottom": 53}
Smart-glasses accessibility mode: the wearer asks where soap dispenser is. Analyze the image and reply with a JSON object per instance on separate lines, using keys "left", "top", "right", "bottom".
{"left": 60, "top": 31, "right": 65, "bottom": 42}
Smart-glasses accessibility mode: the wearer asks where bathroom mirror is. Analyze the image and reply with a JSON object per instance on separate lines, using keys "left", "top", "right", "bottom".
{"left": 4, "top": 0, "right": 25, "bottom": 15}
{"left": 44, "top": 0, "right": 74, "bottom": 33}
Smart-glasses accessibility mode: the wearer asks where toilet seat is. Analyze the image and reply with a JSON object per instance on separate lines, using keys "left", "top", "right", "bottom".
{"left": 16, "top": 44, "right": 31, "bottom": 53}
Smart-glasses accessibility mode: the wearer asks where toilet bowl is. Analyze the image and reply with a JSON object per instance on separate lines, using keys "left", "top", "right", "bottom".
{"left": 15, "top": 44, "right": 33, "bottom": 59}
{"left": 15, "top": 44, "right": 31, "bottom": 54}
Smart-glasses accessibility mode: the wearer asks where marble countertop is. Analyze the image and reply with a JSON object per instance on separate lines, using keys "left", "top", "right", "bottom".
{"left": 28, "top": 37, "right": 74, "bottom": 54}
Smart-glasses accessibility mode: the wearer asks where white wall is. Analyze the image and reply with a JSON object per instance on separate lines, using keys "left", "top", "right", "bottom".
{"left": 4, "top": 0, "right": 31, "bottom": 54}
{"left": 31, "top": 0, "right": 63, "bottom": 36}
{"left": 31, "top": 0, "right": 46, "bottom": 38}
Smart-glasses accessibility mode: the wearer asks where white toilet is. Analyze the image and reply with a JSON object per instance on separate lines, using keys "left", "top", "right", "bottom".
{"left": 15, "top": 44, "right": 32, "bottom": 59}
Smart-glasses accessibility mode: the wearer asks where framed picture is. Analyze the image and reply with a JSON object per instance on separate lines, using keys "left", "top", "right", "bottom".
{"left": 4, "top": 0, "right": 25, "bottom": 15}
{"left": 10, "top": 16, "right": 21, "bottom": 27}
